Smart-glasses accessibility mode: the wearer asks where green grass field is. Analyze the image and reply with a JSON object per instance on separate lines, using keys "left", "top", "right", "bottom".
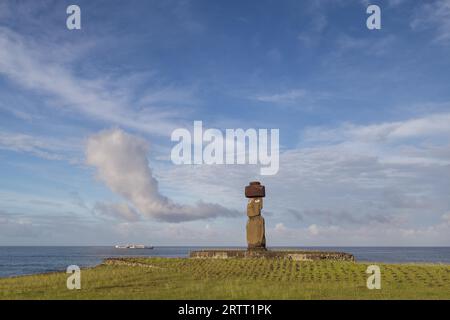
{"left": 0, "top": 258, "right": 449, "bottom": 299}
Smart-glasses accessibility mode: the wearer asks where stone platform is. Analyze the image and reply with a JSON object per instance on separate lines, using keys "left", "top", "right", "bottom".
{"left": 190, "top": 249, "right": 355, "bottom": 262}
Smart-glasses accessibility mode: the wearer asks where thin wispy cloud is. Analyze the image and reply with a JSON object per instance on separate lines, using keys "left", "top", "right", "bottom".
{"left": 0, "top": 131, "right": 79, "bottom": 161}
{"left": 0, "top": 27, "right": 190, "bottom": 137}
{"left": 253, "top": 89, "right": 307, "bottom": 104}
{"left": 411, "top": 0, "right": 450, "bottom": 44}
{"left": 302, "top": 112, "right": 450, "bottom": 144}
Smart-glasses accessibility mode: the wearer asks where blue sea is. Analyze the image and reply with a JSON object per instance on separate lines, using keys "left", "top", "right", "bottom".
{"left": 0, "top": 246, "right": 449, "bottom": 278}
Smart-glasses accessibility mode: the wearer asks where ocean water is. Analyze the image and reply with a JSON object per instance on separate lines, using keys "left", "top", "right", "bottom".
{"left": 0, "top": 246, "right": 449, "bottom": 278}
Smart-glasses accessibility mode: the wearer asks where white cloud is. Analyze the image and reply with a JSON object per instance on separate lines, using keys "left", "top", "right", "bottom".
{"left": 267, "top": 221, "right": 450, "bottom": 246}
{"left": 411, "top": 0, "right": 450, "bottom": 44}
{"left": 0, "top": 27, "right": 189, "bottom": 137}
{"left": 308, "top": 224, "right": 319, "bottom": 236}
{"left": 93, "top": 202, "right": 141, "bottom": 222}
{"left": 302, "top": 112, "right": 450, "bottom": 144}
{"left": 274, "top": 222, "right": 287, "bottom": 232}
{"left": 388, "top": 0, "right": 407, "bottom": 7}
{"left": 335, "top": 34, "right": 396, "bottom": 56}
{"left": 253, "top": 89, "right": 307, "bottom": 104}
{"left": 86, "top": 128, "right": 240, "bottom": 222}
{"left": 0, "top": 131, "right": 80, "bottom": 161}
{"left": 443, "top": 213, "right": 450, "bottom": 225}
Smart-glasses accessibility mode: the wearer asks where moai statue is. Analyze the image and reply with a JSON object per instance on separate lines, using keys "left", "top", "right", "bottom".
{"left": 245, "top": 181, "right": 266, "bottom": 250}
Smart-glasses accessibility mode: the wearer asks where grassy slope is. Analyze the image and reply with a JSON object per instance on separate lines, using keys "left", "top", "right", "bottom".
{"left": 0, "top": 258, "right": 449, "bottom": 300}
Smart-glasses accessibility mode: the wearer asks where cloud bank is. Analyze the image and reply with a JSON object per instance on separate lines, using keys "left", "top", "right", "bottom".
{"left": 152, "top": 110, "right": 450, "bottom": 245}
{"left": 86, "top": 129, "right": 240, "bottom": 222}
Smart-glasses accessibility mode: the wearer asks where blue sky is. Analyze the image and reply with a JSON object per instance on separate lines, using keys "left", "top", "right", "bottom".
{"left": 0, "top": 0, "right": 449, "bottom": 246}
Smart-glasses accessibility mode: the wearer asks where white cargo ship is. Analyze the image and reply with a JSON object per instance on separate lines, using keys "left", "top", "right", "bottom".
{"left": 114, "top": 244, "right": 153, "bottom": 249}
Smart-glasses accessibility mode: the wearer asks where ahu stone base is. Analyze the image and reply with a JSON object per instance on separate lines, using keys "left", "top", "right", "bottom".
{"left": 190, "top": 249, "right": 355, "bottom": 262}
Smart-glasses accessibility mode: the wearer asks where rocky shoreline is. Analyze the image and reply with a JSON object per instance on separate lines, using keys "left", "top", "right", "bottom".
{"left": 190, "top": 249, "right": 355, "bottom": 261}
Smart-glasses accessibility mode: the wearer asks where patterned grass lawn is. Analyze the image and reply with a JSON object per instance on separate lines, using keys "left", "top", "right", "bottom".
{"left": 1, "top": 258, "right": 449, "bottom": 299}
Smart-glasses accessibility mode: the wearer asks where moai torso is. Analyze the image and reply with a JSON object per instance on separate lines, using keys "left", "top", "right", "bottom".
{"left": 247, "top": 199, "right": 266, "bottom": 249}
{"left": 246, "top": 198, "right": 266, "bottom": 249}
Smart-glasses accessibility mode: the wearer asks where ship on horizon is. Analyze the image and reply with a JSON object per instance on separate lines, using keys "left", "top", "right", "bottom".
{"left": 114, "top": 244, "right": 153, "bottom": 249}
